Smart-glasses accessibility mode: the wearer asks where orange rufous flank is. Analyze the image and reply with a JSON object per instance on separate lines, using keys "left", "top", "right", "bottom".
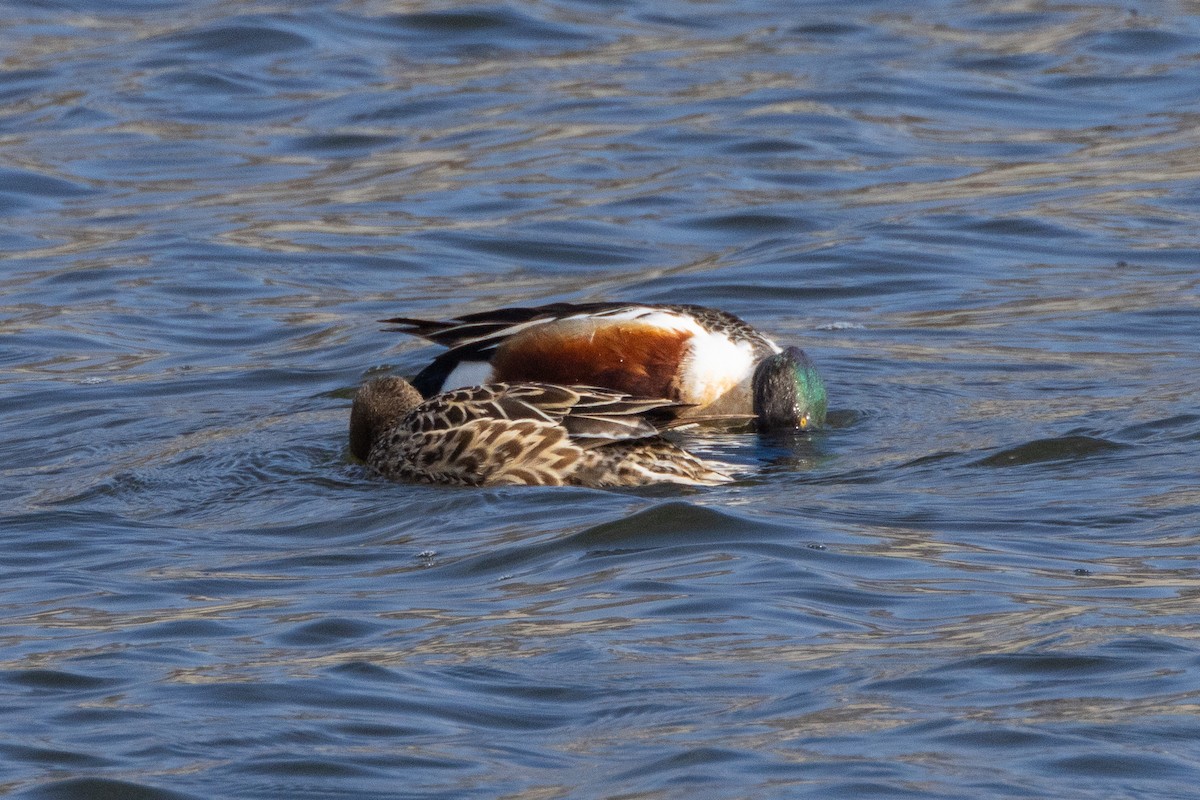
{"left": 490, "top": 319, "right": 691, "bottom": 400}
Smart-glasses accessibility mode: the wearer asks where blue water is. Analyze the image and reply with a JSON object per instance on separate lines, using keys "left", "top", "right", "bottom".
{"left": 3, "top": 1, "right": 1200, "bottom": 797}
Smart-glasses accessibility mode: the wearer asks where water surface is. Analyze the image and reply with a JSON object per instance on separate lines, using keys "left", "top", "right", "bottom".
{"left": 3, "top": 1, "right": 1200, "bottom": 798}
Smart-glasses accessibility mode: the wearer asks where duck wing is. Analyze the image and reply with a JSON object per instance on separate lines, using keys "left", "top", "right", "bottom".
{"left": 412, "top": 382, "right": 691, "bottom": 446}
{"left": 383, "top": 302, "right": 659, "bottom": 352}
{"left": 385, "top": 302, "right": 773, "bottom": 349}
{"left": 386, "top": 382, "right": 702, "bottom": 485}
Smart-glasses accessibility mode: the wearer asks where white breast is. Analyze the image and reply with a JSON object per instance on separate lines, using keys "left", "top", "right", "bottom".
{"left": 678, "top": 331, "right": 758, "bottom": 411}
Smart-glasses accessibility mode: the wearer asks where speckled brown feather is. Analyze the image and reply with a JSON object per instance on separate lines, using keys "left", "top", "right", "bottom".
{"left": 351, "top": 378, "right": 732, "bottom": 487}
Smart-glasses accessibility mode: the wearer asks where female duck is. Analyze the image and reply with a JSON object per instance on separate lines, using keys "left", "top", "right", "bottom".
{"left": 349, "top": 376, "right": 732, "bottom": 488}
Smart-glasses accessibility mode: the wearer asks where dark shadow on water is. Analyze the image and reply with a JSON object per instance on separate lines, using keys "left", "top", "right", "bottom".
{"left": 17, "top": 778, "right": 202, "bottom": 800}
{"left": 571, "top": 501, "right": 786, "bottom": 547}
{"left": 972, "top": 434, "right": 1127, "bottom": 468}
{"left": 743, "top": 425, "right": 836, "bottom": 479}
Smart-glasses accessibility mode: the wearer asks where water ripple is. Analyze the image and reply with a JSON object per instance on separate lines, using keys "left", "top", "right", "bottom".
{"left": 2, "top": 1, "right": 1200, "bottom": 798}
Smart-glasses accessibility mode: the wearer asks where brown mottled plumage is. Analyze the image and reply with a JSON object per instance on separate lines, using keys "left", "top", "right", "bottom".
{"left": 349, "top": 376, "right": 732, "bottom": 488}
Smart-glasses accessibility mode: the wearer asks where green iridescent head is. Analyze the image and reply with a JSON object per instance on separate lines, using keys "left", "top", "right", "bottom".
{"left": 752, "top": 346, "right": 827, "bottom": 430}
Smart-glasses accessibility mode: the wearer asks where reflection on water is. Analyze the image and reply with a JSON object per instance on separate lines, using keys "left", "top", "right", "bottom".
{"left": 3, "top": 1, "right": 1200, "bottom": 798}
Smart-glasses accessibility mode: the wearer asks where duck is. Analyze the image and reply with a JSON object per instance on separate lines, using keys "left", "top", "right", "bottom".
{"left": 383, "top": 302, "right": 827, "bottom": 430}
{"left": 349, "top": 376, "right": 733, "bottom": 487}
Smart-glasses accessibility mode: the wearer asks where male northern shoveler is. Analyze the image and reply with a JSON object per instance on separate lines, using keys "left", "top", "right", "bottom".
{"left": 349, "top": 376, "right": 732, "bottom": 487}
{"left": 383, "top": 302, "right": 828, "bottom": 430}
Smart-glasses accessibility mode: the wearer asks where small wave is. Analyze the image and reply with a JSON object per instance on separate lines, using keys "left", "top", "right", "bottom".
{"left": 17, "top": 777, "right": 201, "bottom": 800}
{"left": 572, "top": 501, "right": 783, "bottom": 547}
{"left": 161, "top": 23, "right": 313, "bottom": 58}
{"left": 973, "top": 434, "right": 1126, "bottom": 467}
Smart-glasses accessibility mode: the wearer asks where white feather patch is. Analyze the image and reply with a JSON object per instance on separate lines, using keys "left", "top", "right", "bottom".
{"left": 589, "top": 308, "right": 707, "bottom": 334}
{"left": 678, "top": 331, "right": 758, "bottom": 409}
{"left": 440, "top": 361, "right": 495, "bottom": 391}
